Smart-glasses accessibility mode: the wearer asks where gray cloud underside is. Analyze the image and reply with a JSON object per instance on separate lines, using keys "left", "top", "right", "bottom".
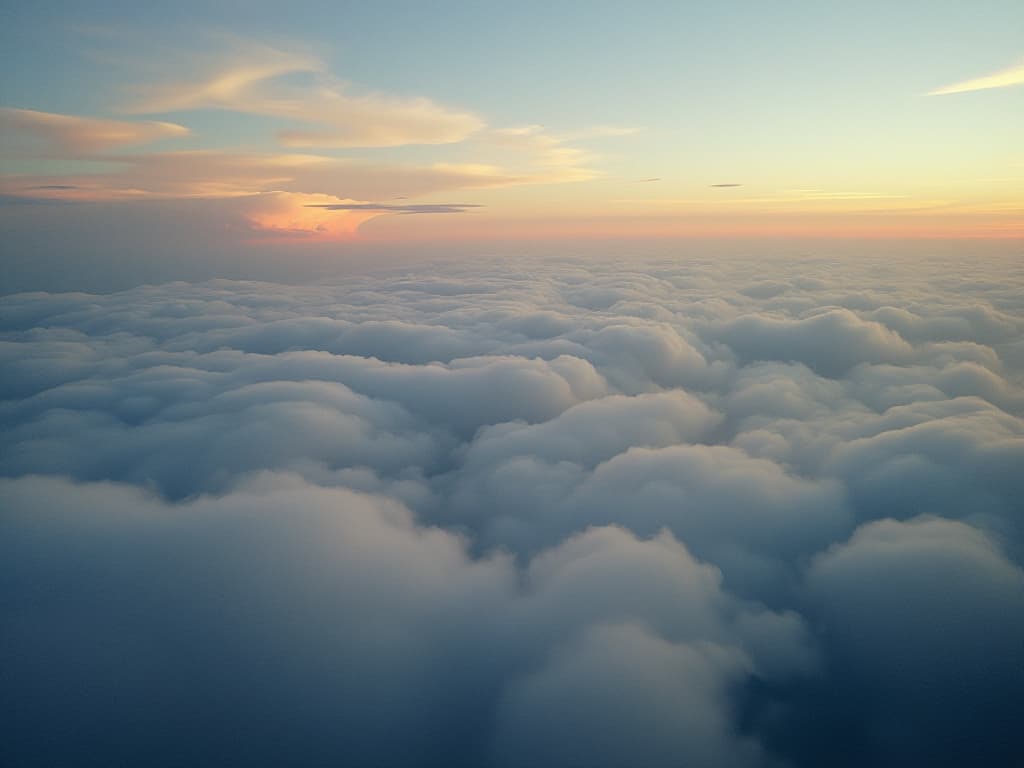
{"left": 307, "top": 202, "right": 485, "bottom": 214}
{"left": 2, "top": 253, "right": 1023, "bottom": 767}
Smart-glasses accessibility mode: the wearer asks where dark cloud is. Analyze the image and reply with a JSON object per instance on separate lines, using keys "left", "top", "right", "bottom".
{"left": 307, "top": 202, "right": 484, "bottom": 214}
{"left": 0, "top": 193, "right": 75, "bottom": 206}
{"left": 710, "top": 183, "right": 743, "bottom": 187}
{"left": 801, "top": 517, "right": 1024, "bottom": 766}
{"left": 1, "top": 253, "right": 1022, "bottom": 766}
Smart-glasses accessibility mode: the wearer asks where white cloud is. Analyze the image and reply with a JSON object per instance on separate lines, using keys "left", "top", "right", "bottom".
{"left": 123, "top": 41, "right": 485, "bottom": 148}
{"left": 929, "top": 58, "right": 1024, "bottom": 95}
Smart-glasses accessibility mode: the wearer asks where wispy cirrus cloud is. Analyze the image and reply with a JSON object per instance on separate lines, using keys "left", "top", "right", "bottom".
{"left": 0, "top": 39, "right": 629, "bottom": 236}
{"left": 0, "top": 131, "right": 610, "bottom": 205}
{"left": 0, "top": 107, "right": 188, "bottom": 154}
{"left": 0, "top": 151, "right": 526, "bottom": 202}
{"left": 123, "top": 41, "right": 484, "bottom": 149}
{"left": 491, "top": 125, "right": 592, "bottom": 168}
{"left": 121, "top": 43, "right": 320, "bottom": 113}
{"left": 488, "top": 124, "right": 616, "bottom": 183}
{"left": 929, "top": 57, "right": 1024, "bottom": 95}
{"left": 276, "top": 97, "right": 485, "bottom": 149}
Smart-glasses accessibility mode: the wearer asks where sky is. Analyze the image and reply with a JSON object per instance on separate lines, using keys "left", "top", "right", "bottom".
{"left": 3, "top": 5, "right": 1024, "bottom": 767}
{"left": 1, "top": 0, "right": 1023, "bottom": 292}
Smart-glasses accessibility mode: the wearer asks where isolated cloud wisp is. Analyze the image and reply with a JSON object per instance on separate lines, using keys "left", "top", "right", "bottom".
{"left": 0, "top": 107, "right": 189, "bottom": 154}
{"left": 307, "top": 201, "right": 484, "bottom": 214}
{"left": 929, "top": 57, "right": 1024, "bottom": 95}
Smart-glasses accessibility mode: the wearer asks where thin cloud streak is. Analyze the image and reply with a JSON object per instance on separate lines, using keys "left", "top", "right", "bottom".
{"left": 0, "top": 151, "right": 528, "bottom": 202}
{"left": 929, "top": 58, "right": 1024, "bottom": 95}
{"left": 308, "top": 202, "right": 484, "bottom": 215}
{"left": 0, "top": 107, "right": 189, "bottom": 154}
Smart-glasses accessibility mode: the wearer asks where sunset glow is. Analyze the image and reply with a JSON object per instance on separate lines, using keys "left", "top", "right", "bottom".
{"left": 2, "top": 3, "right": 1021, "bottom": 264}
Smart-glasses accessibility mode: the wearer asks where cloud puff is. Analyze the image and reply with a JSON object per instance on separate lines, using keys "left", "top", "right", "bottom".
{"left": 492, "top": 622, "right": 763, "bottom": 768}
{"left": 1, "top": 252, "right": 1022, "bottom": 766}
{"left": 709, "top": 308, "right": 914, "bottom": 377}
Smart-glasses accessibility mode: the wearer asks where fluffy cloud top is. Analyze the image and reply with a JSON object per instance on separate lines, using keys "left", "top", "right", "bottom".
{"left": 2, "top": 253, "right": 1022, "bottom": 766}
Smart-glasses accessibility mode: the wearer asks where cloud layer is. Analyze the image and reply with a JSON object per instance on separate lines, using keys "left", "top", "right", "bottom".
{"left": 2, "top": 252, "right": 1023, "bottom": 766}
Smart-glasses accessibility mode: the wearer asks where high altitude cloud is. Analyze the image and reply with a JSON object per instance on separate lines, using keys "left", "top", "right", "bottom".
{"left": 124, "top": 41, "right": 485, "bottom": 148}
{"left": 929, "top": 57, "right": 1024, "bottom": 95}
{"left": 0, "top": 107, "right": 189, "bottom": 153}
{"left": 0, "top": 124, "right": 604, "bottom": 210}
{"left": 489, "top": 124, "right": 605, "bottom": 182}
{"left": 0, "top": 39, "right": 623, "bottom": 222}
{"left": 2, "top": 253, "right": 1022, "bottom": 766}
{"left": 0, "top": 152, "right": 525, "bottom": 201}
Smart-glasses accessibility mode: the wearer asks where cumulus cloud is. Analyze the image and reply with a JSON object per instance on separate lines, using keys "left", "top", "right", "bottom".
{"left": 2, "top": 252, "right": 1022, "bottom": 766}
{"left": 492, "top": 622, "right": 764, "bottom": 768}
{"left": 708, "top": 308, "right": 915, "bottom": 377}
{"left": 0, "top": 476, "right": 808, "bottom": 767}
